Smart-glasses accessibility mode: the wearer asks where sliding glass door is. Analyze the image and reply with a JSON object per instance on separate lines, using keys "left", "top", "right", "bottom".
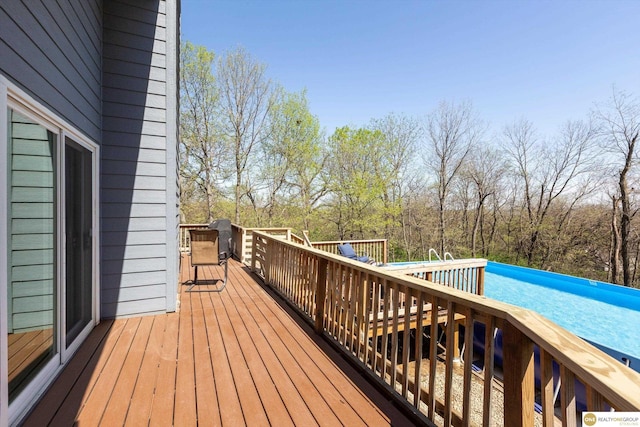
{"left": 4, "top": 98, "right": 98, "bottom": 416}
{"left": 64, "top": 138, "right": 93, "bottom": 347}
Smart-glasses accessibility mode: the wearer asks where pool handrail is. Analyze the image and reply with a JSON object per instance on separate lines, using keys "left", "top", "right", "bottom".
{"left": 428, "top": 247, "right": 441, "bottom": 262}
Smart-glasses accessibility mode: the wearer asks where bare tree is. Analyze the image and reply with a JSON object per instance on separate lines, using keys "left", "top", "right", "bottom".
{"left": 463, "top": 146, "right": 507, "bottom": 257}
{"left": 423, "top": 100, "right": 483, "bottom": 255}
{"left": 503, "top": 119, "right": 597, "bottom": 266}
{"left": 596, "top": 90, "right": 640, "bottom": 286}
{"left": 608, "top": 193, "right": 621, "bottom": 283}
{"left": 217, "top": 47, "right": 273, "bottom": 224}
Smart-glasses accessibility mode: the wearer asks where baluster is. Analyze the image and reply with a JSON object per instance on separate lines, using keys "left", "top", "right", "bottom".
{"left": 482, "top": 316, "right": 495, "bottom": 427}
{"left": 413, "top": 291, "right": 425, "bottom": 408}
{"left": 462, "top": 307, "right": 474, "bottom": 424}
{"left": 560, "top": 365, "right": 577, "bottom": 427}
{"left": 503, "top": 322, "right": 535, "bottom": 427}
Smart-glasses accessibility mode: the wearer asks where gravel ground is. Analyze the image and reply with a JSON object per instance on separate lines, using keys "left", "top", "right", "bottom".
{"left": 405, "top": 359, "right": 544, "bottom": 427}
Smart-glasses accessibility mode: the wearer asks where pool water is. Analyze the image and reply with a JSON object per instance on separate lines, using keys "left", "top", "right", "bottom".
{"left": 484, "top": 268, "right": 640, "bottom": 362}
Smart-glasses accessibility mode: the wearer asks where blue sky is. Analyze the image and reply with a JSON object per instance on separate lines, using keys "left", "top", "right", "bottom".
{"left": 181, "top": 0, "right": 640, "bottom": 137}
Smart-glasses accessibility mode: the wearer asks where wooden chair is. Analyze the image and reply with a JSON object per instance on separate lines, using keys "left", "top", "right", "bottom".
{"left": 188, "top": 229, "right": 228, "bottom": 292}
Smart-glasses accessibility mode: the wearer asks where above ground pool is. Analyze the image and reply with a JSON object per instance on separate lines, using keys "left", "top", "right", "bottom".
{"left": 387, "top": 260, "right": 640, "bottom": 372}
{"left": 484, "top": 262, "right": 640, "bottom": 371}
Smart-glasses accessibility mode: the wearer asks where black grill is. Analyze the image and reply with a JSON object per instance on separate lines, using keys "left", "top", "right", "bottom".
{"left": 208, "top": 218, "right": 232, "bottom": 256}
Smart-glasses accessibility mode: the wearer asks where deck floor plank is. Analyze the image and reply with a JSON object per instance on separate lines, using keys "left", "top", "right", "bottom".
{"left": 224, "top": 268, "right": 321, "bottom": 427}
{"left": 227, "top": 264, "right": 340, "bottom": 426}
{"left": 191, "top": 291, "right": 221, "bottom": 426}
{"left": 148, "top": 312, "right": 179, "bottom": 427}
{"left": 75, "top": 317, "right": 142, "bottom": 425}
{"left": 229, "top": 265, "right": 392, "bottom": 427}
{"left": 23, "top": 256, "right": 416, "bottom": 426}
{"left": 46, "top": 319, "right": 127, "bottom": 426}
{"left": 174, "top": 287, "right": 198, "bottom": 427}
{"left": 218, "top": 274, "right": 296, "bottom": 427}
{"left": 200, "top": 289, "right": 245, "bottom": 425}
{"left": 100, "top": 315, "right": 154, "bottom": 426}
{"left": 207, "top": 278, "right": 272, "bottom": 426}
{"left": 124, "top": 314, "right": 167, "bottom": 427}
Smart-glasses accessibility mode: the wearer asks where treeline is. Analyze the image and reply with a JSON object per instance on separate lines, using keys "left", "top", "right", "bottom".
{"left": 179, "top": 42, "right": 640, "bottom": 287}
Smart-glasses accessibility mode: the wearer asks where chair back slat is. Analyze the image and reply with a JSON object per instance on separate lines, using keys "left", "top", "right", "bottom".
{"left": 190, "top": 229, "right": 219, "bottom": 265}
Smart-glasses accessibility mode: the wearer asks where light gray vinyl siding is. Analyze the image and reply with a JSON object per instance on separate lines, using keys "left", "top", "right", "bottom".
{"left": 0, "top": 0, "right": 102, "bottom": 142}
{"left": 101, "top": 0, "right": 179, "bottom": 318}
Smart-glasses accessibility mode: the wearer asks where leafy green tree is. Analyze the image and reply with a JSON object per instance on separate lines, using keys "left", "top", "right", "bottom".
{"left": 262, "top": 88, "right": 327, "bottom": 230}
{"left": 179, "top": 41, "right": 228, "bottom": 222}
{"left": 369, "top": 113, "right": 422, "bottom": 259}
{"left": 325, "top": 127, "right": 388, "bottom": 239}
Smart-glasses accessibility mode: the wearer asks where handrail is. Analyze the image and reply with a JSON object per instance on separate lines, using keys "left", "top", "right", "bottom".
{"left": 179, "top": 223, "right": 209, "bottom": 252}
{"left": 384, "top": 259, "right": 486, "bottom": 295}
{"left": 428, "top": 248, "right": 441, "bottom": 262}
{"left": 230, "top": 224, "right": 293, "bottom": 264}
{"left": 251, "top": 230, "right": 640, "bottom": 426}
{"left": 290, "top": 233, "right": 305, "bottom": 245}
{"left": 444, "top": 251, "right": 455, "bottom": 261}
{"left": 311, "top": 238, "right": 388, "bottom": 264}
{"left": 179, "top": 223, "right": 295, "bottom": 261}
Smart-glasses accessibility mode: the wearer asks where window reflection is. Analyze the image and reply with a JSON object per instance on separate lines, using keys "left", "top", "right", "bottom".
{"left": 6, "top": 109, "right": 56, "bottom": 401}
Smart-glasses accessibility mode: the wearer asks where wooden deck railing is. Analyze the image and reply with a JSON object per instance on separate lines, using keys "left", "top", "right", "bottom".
{"left": 311, "top": 239, "right": 388, "bottom": 264}
{"left": 385, "top": 260, "right": 487, "bottom": 295}
{"left": 179, "top": 223, "right": 293, "bottom": 264}
{"left": 179, "top": 223, "right": 210, "bottom": 252}
{"left": 251, "top": 230, "right": 640, "bottom": 427}
{"left": 231, "top": 224, "right": 292, "bottom": 265}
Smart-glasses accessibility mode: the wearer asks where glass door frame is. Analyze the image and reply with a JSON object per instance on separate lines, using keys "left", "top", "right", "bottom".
{"left": 0, "top": 76, "right": 100, "bottom": 426}
{"left": 60, "top": 131, "right": 99, "bottom": 361}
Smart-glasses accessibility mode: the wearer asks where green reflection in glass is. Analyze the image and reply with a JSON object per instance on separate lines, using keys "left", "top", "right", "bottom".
{"left": 6, "top": 109, "right": 57, "bottom": 402}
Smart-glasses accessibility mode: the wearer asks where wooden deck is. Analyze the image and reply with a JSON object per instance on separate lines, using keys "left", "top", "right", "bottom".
{"left": 22, "top": 256, "right": 416, "bottom": 426}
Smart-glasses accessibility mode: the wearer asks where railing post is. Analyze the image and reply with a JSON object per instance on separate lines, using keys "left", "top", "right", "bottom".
{"left": 264, "top": 237, "right": 272, "bottom": 284}
{"left": 477, "top": 266, "right": 485, "bottom": 296}
{"left": 503, "top": 321, "right": 535, "bottom": 427}
{"left": 242, "top": 229, "right": 248, "bottom": 264}
{"left": 383, "top": 239, "right": 388, "bottom": 264}
{"left": 314, "top": 257, "right": 328, "bottom": 333}
{"left": 251, "top": 233, "right": 257, "bottom": 274}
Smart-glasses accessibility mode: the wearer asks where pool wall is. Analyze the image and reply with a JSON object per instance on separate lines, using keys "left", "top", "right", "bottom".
{"left": 486, "top": 261, "right": 640, "bottom": 311}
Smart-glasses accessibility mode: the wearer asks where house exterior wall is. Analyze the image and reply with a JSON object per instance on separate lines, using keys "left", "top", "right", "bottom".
{"left": 1, "top": 1, "right": 180, "bottom": 423}
{"left": 101, "top": 0, "right": 179, "bottom": 317}
{"left": 0, "top": 0, "right": 180, "bottom": 319}
{"left": 0, "top": 1, "right": 102, "bottom": 143}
